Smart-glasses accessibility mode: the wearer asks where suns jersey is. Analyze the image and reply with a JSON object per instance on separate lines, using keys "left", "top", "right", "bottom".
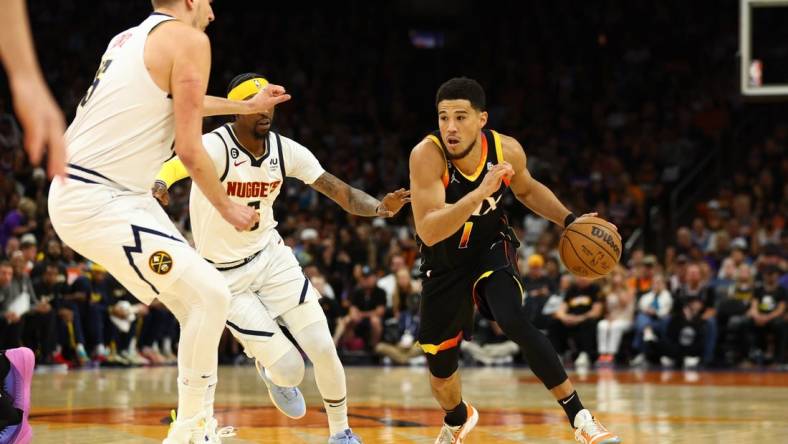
{"left": 65, "top": 13, "right": 176, "bottom": 193}
{"left": 190, "top": 124, "right": 325, "bottom": 263}
{"left": 417, "top": 129, "right": 511, "bottom": 272}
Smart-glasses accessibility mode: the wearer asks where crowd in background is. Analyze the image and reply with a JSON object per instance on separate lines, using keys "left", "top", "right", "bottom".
{"left": 1, "top": 1, "right": 786, "bottom": 370}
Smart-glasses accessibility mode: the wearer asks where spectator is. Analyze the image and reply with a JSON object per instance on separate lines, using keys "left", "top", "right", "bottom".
{"left": 30, "top": 262, "right": 69, "bottom": 364}
{"left": 389, "top": 268, "right": 420, "bottom": 318}
{"left": 715, "top": 264, "right": 756, "bottom": 365}
{"left": 673, "top": 263, "right": 717, "bottom": 365}
{"left": 341, "top": 266, "right": 386, "bottom": 351}
{"left": 631, "top": 274, "right": 673, "bottom": 366}
{"left": 18, "top": 234, "right": 36, "bottom": 274}
{"left": 0, "top": 261, "right": 22, "bottom": 349}
{"left": 461, "top": 314, "right": 520, "bottom": 366}
{"left": 375, "top": 292, "right": 422, "bottom": 365}
{"left": 524, "top": 255, "right": 563, "bottom": 332}
{"left": 376, "top": 254, "right": 407, "bottom": 309}
{"left": 597, "top": 267, "right": 635, "bottom": 364}
{"left": 744, "top": 265, "right": 786, "bottom": 366}
{"left": 646, "top": 295, "right": 706, "bottom": 369}
{"left": 627, "top": 254, "right": 656, "bottom": 298}
{"left": 552, "top": 277, "right": 603, "bottom": 368}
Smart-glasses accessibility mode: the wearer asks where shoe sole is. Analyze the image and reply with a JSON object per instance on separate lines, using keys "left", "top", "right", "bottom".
{"left": 256, "top": 361, "right": 306, "bottom": 419}
{"left": 456, "top": 403, "right": 479, "bottom": 443}
{"left": 6, "top": 347, "right": 35, "bottom": 444}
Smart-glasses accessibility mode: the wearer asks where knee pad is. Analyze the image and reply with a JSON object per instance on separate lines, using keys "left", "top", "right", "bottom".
{"left": 425, "top": 347, "right": 460, "bottom": 379}
{"left": 266, "top": 348, "right": 305, "bottom": 387}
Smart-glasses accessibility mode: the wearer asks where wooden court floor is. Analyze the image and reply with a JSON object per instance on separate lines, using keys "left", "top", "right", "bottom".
{"left": 28, "top": 365, "right": 788, "bottom": 443}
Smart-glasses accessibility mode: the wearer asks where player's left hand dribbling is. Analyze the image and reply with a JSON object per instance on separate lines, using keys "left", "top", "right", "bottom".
{"left": 377, "top": 188, "right": 411, "bottom": 217}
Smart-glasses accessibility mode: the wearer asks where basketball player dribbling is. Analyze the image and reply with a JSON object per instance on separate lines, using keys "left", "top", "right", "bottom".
{"left": 409, "top": 77, "right": 621, "bottom": 444}
{"left": 152, "top": 73, "right": 410, "bottom": 444}
{"left": 47, "top": 1, "right": 291, "bottom": 442}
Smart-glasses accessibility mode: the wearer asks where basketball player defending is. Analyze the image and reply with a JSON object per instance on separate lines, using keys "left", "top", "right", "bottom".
{"left": 410, "top": 78, "right": 621, "bottom": 444}
{"left": 48, "top": 2, "right": 291, "bottom": 442}
{"left": 152, "top": 73, "right": 410, "bottom": 444}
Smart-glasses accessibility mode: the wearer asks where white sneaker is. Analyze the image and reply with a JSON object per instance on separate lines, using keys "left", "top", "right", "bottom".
{"left": 660, "top": 356, "right": 675, "bottom": 368}
{"left": 573, "top": 409, "right": 621, "bottom": 444}
{"left": 630, "top": 353, "right": 646, "bottom": 367}
{"left": 683, "top": 356, "right": 701, "bottom": 369}
{"left": 256, "top": 360, "right": 306, "bottom": 419}
{"left": 206, "top": 417, "right": 237, "bottom": 441}
{"left": 162, "top": 410, "right": 211, "bottom": 444}
{"left": 575, "top": 352, "right": 591, "bottom": 368}
{"left": 434, "top": 402, "right": 478, "bottom": 444}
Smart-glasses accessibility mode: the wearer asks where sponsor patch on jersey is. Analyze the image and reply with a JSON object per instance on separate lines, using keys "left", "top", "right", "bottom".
{"left": 149, "top": 251, "right": 173, "bottom": 275}
{"left": 269, "top": 157, "right": 279, "bottom": 171}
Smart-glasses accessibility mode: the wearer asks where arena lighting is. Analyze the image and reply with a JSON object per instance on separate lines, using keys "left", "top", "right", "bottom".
{"left": 740, "top": 0, "right": 788, "bottom": 96}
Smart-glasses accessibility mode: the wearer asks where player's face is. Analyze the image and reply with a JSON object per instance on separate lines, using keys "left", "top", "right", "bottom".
{"left": 437, "top": 99, "right": 487, "bottom": 160}
{"left": 236, "top": 107, "right": 275, "bottom": 139}
{"left": 190, "top": 0, "right": 215, "bottom": 31}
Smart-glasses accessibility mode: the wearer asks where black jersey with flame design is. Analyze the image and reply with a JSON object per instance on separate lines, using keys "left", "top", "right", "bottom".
{"left": 417, "top": 129, "right": 512, "bottom": 272}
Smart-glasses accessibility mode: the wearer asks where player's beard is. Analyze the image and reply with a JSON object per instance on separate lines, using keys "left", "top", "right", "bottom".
{"left": 444, "top": 140, "right": 475, "bottom": 160}
{"left": 253, "top": 128, "right": 269, "bottom": 140}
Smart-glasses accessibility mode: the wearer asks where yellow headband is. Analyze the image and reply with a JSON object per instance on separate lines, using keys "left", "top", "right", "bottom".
{"left": 227, "top": 77, "right": 269, "bottom": 101}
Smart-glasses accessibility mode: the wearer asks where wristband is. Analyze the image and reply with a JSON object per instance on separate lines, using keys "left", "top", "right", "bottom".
{"left": 563, "top": 213, "right": 577, "bottom": 228}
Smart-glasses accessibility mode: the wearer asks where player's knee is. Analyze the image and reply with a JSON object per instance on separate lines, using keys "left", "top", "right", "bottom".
{"left": 268, "top": 349, "right": 305, "bottom": 387}
{"left": 426, "top": 348, "right": 459, "bottom": 379}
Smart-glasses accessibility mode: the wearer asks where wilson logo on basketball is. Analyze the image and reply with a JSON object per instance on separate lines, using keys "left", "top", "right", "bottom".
{"left": 591, "top": 227, "right": 621, "bottom": 257}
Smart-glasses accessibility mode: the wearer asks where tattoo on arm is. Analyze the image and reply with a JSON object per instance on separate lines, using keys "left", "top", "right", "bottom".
{"left": 311, "top": 172, "right": 379, "bottom": 217}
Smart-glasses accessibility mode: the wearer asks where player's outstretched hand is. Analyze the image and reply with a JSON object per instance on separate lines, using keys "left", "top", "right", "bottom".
{"left": 151, "top": 180, "right": 170, "bottom": 206}
{"left": 11, "top": 76, "right": 66, "bottom": 178}
{"left": 246, "top": 84, "right": 292, "bottom": 114}
{"left": 476, "top": 162, "right": 514, "bottom": 198}
{"left": 377, "top": 188, "right": 411, "bottom": 217}
{"left": 220, "top": 201, "right": 260, "bottom": 231}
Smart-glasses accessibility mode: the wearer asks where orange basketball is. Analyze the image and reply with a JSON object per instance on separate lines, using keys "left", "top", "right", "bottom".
{"left": 559, "top": 216, "right": 622, "bottom": 279}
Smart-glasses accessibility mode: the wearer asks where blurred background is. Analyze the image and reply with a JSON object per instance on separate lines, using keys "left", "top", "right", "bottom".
{"left": 0, "top": 0, "right": 786, "bottom": 372}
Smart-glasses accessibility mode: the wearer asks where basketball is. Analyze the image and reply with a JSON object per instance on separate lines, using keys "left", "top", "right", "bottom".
{"left": 559, "top": 216, "right": 622, "bottom": 279}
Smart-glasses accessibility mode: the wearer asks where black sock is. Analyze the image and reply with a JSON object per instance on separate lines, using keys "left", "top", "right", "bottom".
{"left": 558, "top": 391, "right": 584, "bottom": 427}
{"left": 443, "top": 400, "right": 468, "bottom": 427}
{"left": 0, "top": 354, "right": 9, "bottom": 382}
{"left": 0, "top": 389, "right": 22, "bottom": 427}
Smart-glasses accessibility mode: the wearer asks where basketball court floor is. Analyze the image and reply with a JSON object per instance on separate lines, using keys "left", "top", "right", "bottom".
{"left": 29, "top": 365, "right": 787, "bottom": 443}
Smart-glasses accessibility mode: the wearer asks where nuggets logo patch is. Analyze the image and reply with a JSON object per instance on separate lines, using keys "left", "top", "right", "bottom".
{"left": 149, "top": 251, "right": 173, "bottom": 275}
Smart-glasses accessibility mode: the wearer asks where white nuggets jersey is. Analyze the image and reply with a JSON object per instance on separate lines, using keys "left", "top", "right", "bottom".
{"left": 190, "top": 124, "right": 325, "bottom": 263}
{"left": 65, "top": 13, "right": 175, "bottom": 193}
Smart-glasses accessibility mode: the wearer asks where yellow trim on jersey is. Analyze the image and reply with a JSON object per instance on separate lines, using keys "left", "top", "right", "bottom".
{"left": 454, "top": 132, "right": 487, "bottom": 182}
{"left": 425, "top": 134, "right": 450, "bottom": 187}
{"left": 473, "top": 270, "right": 524, "bottom": 299}
{"left": 492, "top": 130, "right": 504, "bottom": 163}
{"left": 227, "top": 77, "right": 269, "bottom": 101}
{"left": 156, "top": 156, "right": 190, "bottom": 188}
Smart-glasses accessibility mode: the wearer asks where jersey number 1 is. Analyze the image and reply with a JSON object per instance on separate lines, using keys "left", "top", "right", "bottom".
{"left": 80, "top": 58, "right": 113, "bottom": 107}
{"left": 458, "top": 222, "right": 473, "bottom": 249}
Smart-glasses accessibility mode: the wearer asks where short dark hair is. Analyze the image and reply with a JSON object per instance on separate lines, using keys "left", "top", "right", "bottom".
{"left": 226, "top": 72, "right": 265, "bottom": 97}
{"left": 435, "top": 77, "right": 486, "bottom": 111}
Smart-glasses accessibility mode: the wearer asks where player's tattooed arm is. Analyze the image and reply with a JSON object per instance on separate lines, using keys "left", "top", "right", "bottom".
{"left": 202, "top": 85, "right": 291, "bottom": 117}
{"left": 310, "top": 172, "right": 410, "bottom": 218}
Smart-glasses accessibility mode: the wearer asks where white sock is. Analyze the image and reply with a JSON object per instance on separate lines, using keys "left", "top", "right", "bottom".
{"left": 294, "top": 320, "right": 349, "bottom": 435}
{"left": 203, "top": 375, "right": 218, "bottom": 419}
{"left": 178, "top": 369, "right": 210, "bottom": 420}
{"left": 323, "top": 396, "right": 349, "bottom": 435}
